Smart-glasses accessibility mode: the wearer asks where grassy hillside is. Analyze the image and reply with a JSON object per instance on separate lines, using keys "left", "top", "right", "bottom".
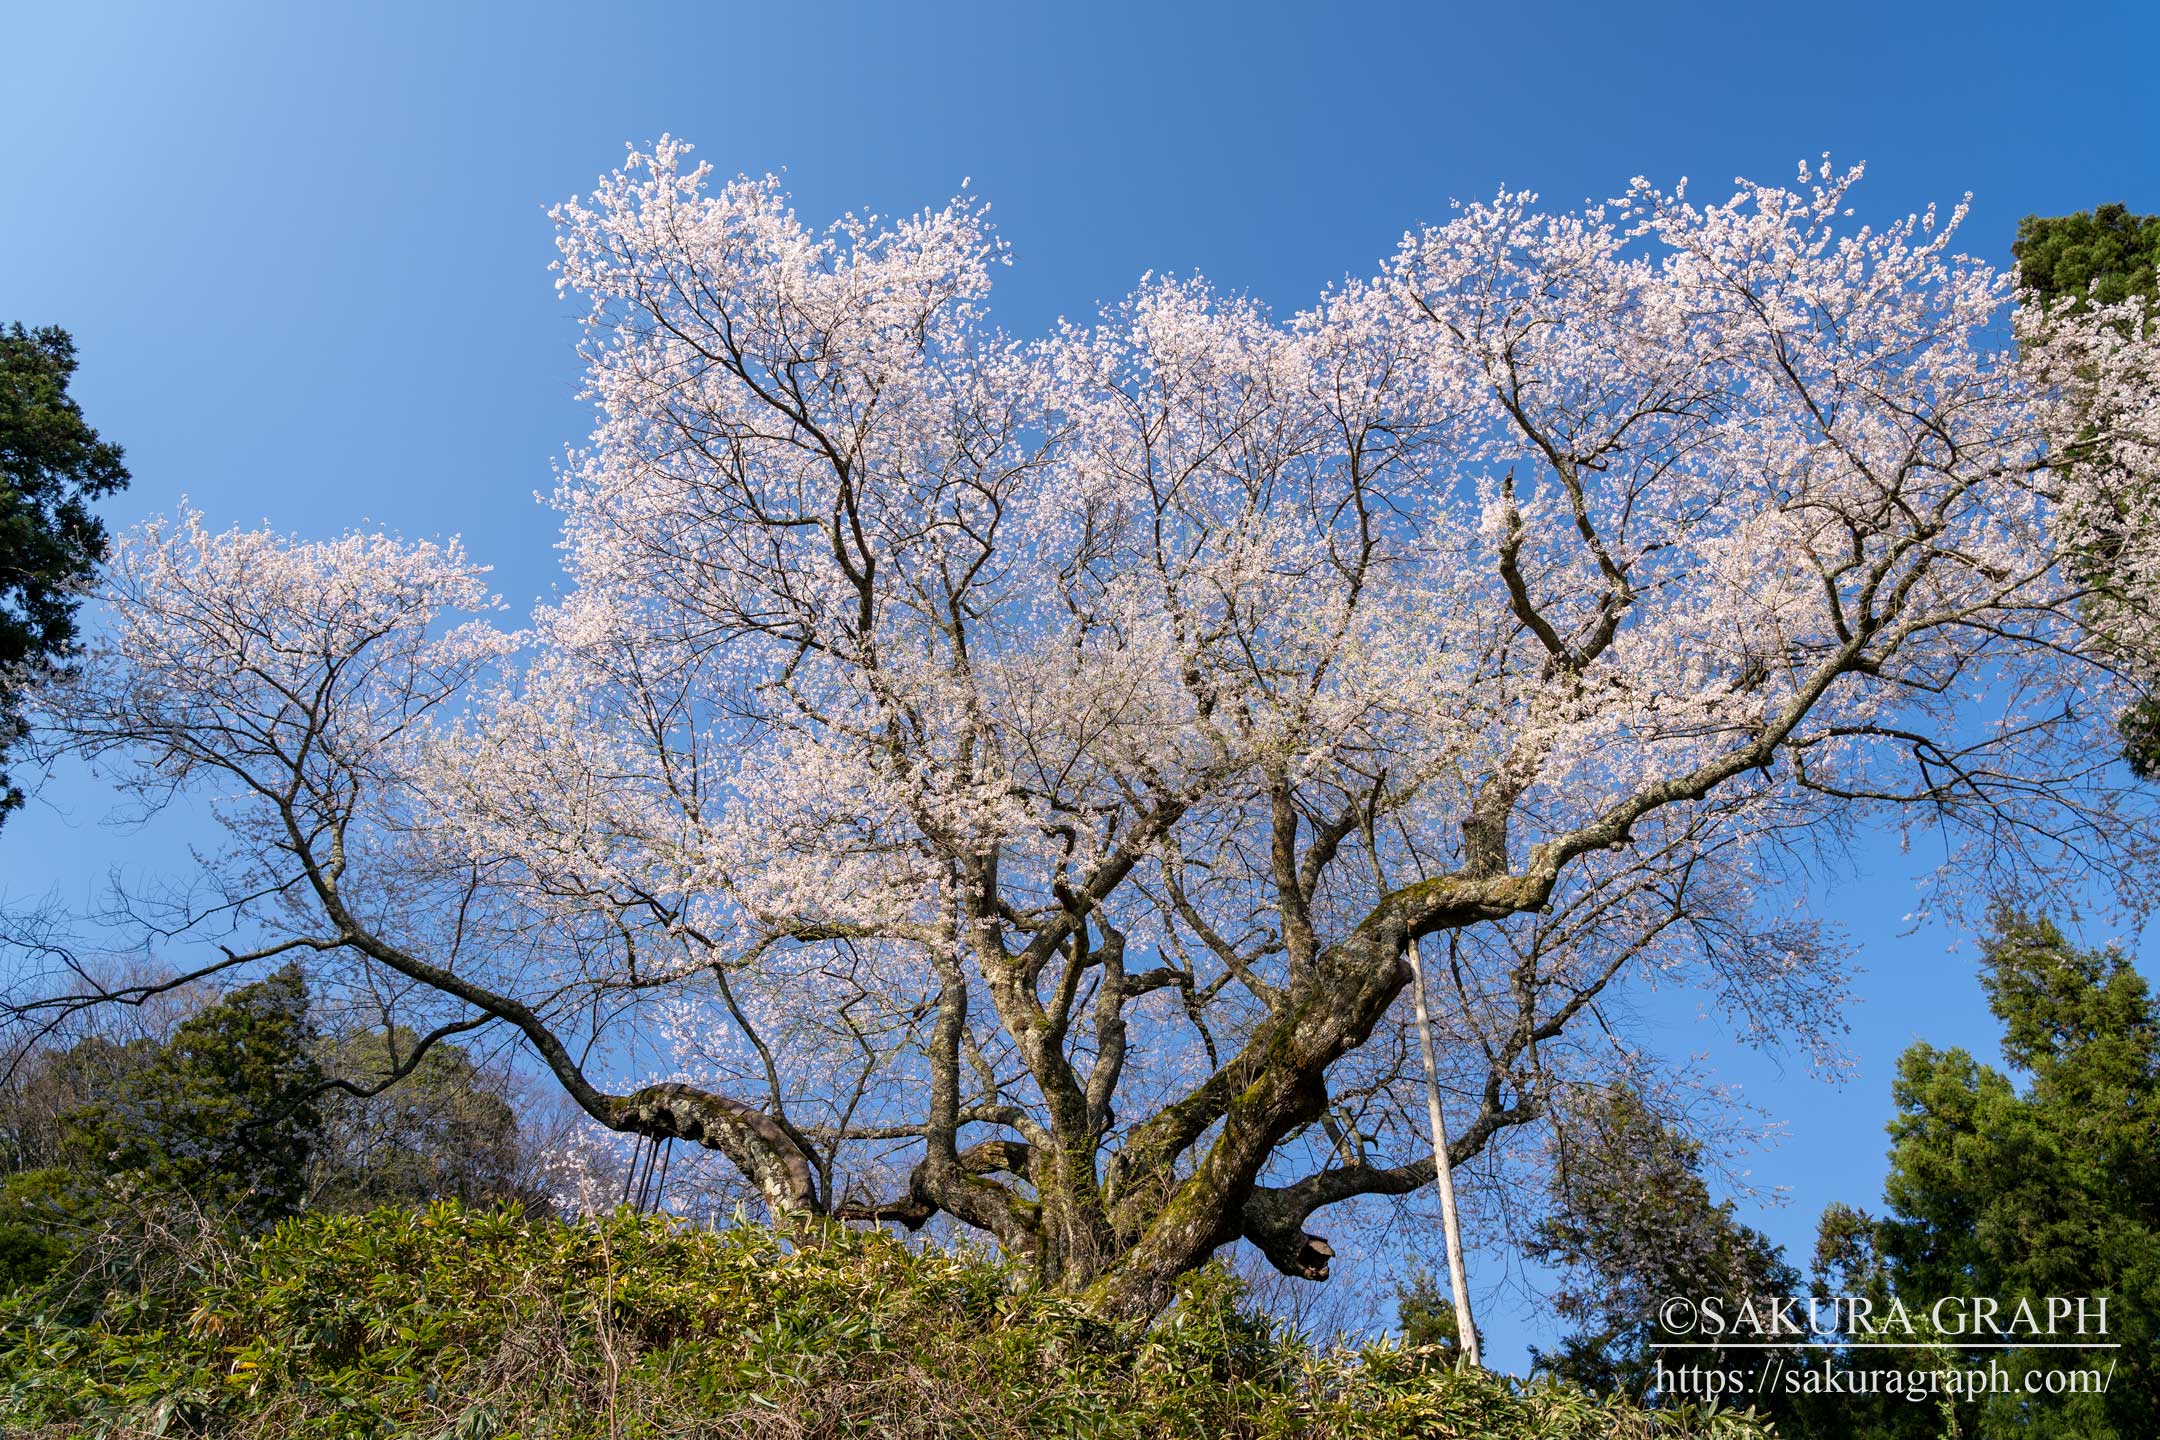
{"left": 1, "top": 1204, "right": 1772, "bottom": 1439}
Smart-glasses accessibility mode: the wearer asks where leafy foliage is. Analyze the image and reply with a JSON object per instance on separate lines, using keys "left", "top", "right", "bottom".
{"left": 309, "top": 1028, "right": 539, "bottom": 1214}
{"left": 1527, "top": 1089, "right": 1804, "bottom": 1416}
{"left": 0, "top": 968, "right": 326, "bottom": 1291}
{"left": 0, "top": 1202, "right": 1773, "bottom": 1439}
{"left": 2016, "top": 205, "right": 2160, "bottom": 319}
{"left": 2013, "top": 206, "right": 2160, "bottom": 772}
{"left": 0, "top": 322, "right": 130, "bottom": 823}
{"left": 1815, "top": 913, "right": 2159, "bottom": 1438}
{"left": 0, "top": 1030, "right": 158, "bottom": 1176}
{"left": 0, "top": 1170, "right": 85, "bottom": 1293}
{"left": 1392, "top": 1268, "right": 1478, "bottom": 1364}
{"left": 59, "top": 965, "right": 324, "bottom": 1233}
{"left": 1, "top": 971, "right": 571, "bottom": 1297}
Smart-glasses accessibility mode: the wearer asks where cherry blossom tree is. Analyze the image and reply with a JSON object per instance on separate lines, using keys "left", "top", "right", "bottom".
{"left": 32, "top": 144, "right": 2159, "bottom": 1321}
{"left": 2019, "top": 287, "right": 2160, "bottom": 769}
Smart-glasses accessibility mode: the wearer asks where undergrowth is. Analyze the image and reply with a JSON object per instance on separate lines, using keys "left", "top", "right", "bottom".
{"left": 0, "top": 1202, "right": 1775, "bottom": 1439}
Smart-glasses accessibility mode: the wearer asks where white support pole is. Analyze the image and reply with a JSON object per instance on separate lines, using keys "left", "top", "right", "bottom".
{"left": 1407, "top": 934, "right": 1480, "bottom": 1369}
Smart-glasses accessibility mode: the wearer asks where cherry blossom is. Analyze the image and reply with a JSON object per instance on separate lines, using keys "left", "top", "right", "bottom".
{"left": 40, "top": 145, "right": 2159, "bottom": 1320}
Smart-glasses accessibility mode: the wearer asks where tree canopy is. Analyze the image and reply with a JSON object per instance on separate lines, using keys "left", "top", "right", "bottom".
{"left": 2015, "top": 205, "right": 2160, "bottom": 318}
{"left": 54, "top": 965, "right": 324, "bottom": 1232}
{"left": 1528, "top": 1088, "right": 1798, "bottom": 1408}
{"left": 309, "top": 1025, "right": 536, "bottom": 1213}
{"left": 1858, "top": 915, "right": 2158, "bottom": 1437}
{"left": 0, "top": 968, "right": 555, "bottom": 1292}
{"left": 29, "top": 149, "right": 2160, "bottom": 1319}
{"left": 2014, "top": 205, "right": 2160, "bottom": 772}
{"left": 0, "top": 323, "right": 130, "bottom": 825}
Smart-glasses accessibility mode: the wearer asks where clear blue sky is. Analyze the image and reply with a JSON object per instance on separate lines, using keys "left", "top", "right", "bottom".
{"left": 6, "top": 0, "right": 2157, "bottom": 1370}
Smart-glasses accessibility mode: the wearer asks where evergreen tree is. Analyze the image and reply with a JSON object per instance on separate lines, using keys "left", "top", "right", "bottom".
{"left": 2013, "top": 207, "right": 2160, "bottom": 772}
{"left": 0, "top": 323, "right": 130, "bottom": 824}
{"left": 310, "top": 1026, "right": 535, "bottom": 1212}
{"left": 2015, "top": 205, "right": 2160, "bottom": 319}
{"left": 1527, "top": 1088, "right": 1804, "bottom": 1413}
{"left": 61, "top": 965, "right": 325, "bottom": 1230}
{"left": 1393, "top": 1267, "right": 1480, "bottom": 1368}
{"left": 1828, "top": 913, "right": 2159, "bottom": 1438}
{"left": 0, "top": 1031, "right": 156, "bottom": 1175}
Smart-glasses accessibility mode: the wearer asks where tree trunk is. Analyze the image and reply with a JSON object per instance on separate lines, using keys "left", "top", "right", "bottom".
{"left": 1078, "top": 929, "right": 1411, "bottom": 1319}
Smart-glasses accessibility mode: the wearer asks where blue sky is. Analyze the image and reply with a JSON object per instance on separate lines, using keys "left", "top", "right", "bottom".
{"left": 6, "top": 0, "right": 2158, "bottom": 1370}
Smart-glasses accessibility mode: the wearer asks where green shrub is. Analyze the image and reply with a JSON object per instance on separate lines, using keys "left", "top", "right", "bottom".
{"left": 0, "top": 1170, "right": 85, "bottom": 1293}
{"left": 0, "top": 1203, "right": 1774, "bottom": 1439}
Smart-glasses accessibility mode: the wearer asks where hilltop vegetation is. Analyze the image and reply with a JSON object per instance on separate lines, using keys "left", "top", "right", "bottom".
{"left": 0, "top": 1204, "right": 1767, "bottom": 1440}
